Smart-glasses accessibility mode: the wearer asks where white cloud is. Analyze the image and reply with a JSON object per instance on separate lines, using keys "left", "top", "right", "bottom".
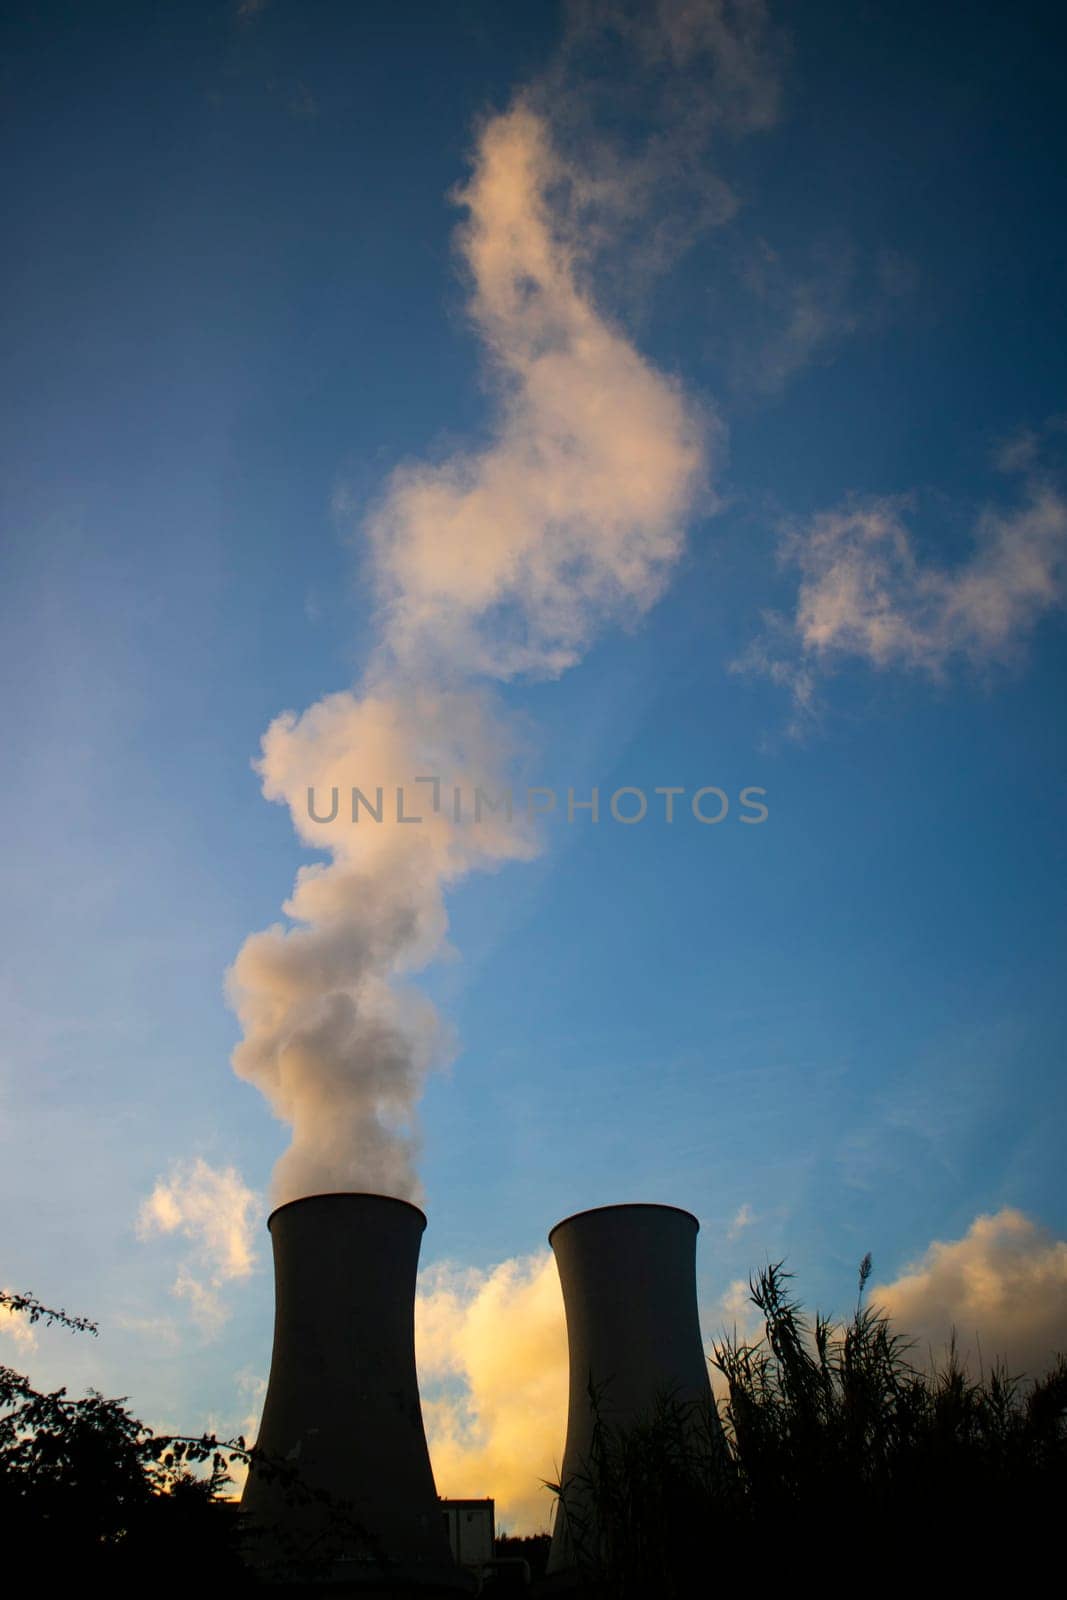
{"left": 541, "top": 0, "right": 783, "bottom": 266}
{"left": 112, "top": 1312, "right": 182, "bottom": 1349}
{"left": 137, "top": 1159, "right": 260, "bottom": 1336}
{"left": 872, "top": 1208, "right": 1067, "bottom": 1379}
{"left": 728, "top": 1202, "right": 755, "bottom": 1239}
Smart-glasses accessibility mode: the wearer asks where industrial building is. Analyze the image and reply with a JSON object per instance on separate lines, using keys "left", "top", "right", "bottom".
{"left": 241, "top": 1193, "right": 714, "bottom": 1593}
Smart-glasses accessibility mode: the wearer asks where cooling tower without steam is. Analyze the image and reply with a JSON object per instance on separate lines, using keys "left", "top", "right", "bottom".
{"left": 547, "top": 1202, "right": 721, "bottom": 1575}
{"left": 241, "top": 1192, "right": 468, "bottom": 1592}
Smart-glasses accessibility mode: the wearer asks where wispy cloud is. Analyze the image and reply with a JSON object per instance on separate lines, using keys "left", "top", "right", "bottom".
{"left": 727, "top": 1201, "right": 756, "bottom": 1240}
{"left": 549, "top": 8, "right": 907, "bottom": 393}
{"left": 570, "top": 0, "right": 784, "bottom": 135}
{"left": 727, "top": 239, "right": 916, "bottom": 396}
{"left": 137, "top": 1159, "right": 260, "bottom": 1336}
{"left": 536, "top": 0, "right": 784, "bottom": 289}
{"left": 735, "top": 422, "right": 1067, "bottom": 731}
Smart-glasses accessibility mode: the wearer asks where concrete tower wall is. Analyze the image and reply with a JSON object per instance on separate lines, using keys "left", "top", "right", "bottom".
{"left": 547, "top": 1202, "right": 719, "bottom": 1574}
{"left": 240, "top": 1191, "right": 463, "bottom": 1589}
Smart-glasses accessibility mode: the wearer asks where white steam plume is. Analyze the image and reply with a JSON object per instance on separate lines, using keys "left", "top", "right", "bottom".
{"left": 228, "top": 101, "right": 708, "bottom": 1206}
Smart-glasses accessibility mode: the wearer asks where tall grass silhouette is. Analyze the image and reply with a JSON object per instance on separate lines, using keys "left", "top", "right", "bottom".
{"left": 548, "top": 1258, "right": 1067, "bottom": 1596}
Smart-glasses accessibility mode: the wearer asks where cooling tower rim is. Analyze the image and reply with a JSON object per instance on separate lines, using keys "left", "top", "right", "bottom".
{"left": 548, "top": 1201, "right": 699, "bottom": 1245}
{"left": 266, "top": 1190, "right": 428, "bottom": 1232}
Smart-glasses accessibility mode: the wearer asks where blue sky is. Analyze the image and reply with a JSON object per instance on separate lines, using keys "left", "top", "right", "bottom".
{"left": 2, "top": 0, "right": 1066, "bottom": 1526}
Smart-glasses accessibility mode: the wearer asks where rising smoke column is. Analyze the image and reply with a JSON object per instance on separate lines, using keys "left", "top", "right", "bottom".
{"left": 227, "top": 104, "right": 707, "bottom": 1206}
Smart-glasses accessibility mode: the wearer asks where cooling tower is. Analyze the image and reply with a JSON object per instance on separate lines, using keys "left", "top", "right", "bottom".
{"left": 547, "top": 1202, "right": 720, "bottom": 1576}
{"left": 240, "top": 1192, "right": 468, "bottom": 1592}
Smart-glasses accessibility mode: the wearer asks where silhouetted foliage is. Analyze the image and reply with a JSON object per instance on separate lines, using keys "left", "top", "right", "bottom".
{"left": 550, "top": 1260, "right": 1067, "bottom": 1596}
{"left": 545, "top": 1377, "right": 731, "bottom": 1596}
{"left": 7, "top": 1272, "right": 1066, "bottom": 1593}
{"left": 0, "top": 1288, "right": 363, "bottom": 1587}
{"left": 0, "top": 1288, "right": 98, "bottom": 1338}
{"left": 0, "top": 1291, "right": 251, "bottom": 1583}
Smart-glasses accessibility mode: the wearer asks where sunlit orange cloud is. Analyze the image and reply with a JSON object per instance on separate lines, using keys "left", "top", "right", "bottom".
{"left": 872, "top": 1208, "right": 1067, "bottom": 1379}
{"left": 416, "top": 1251, "right": 568, "bottom": 1535}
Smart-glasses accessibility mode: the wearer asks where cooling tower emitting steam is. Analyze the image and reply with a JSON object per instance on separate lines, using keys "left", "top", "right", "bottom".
{"left": 241, "top": 1193, "right": 459, "bottom": 1584}
{"left": 226, "top": 103, "right": 707, "bottom": 1206}
{"left": 547, "top": 1203, "right": 722, "bottom": 1574}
